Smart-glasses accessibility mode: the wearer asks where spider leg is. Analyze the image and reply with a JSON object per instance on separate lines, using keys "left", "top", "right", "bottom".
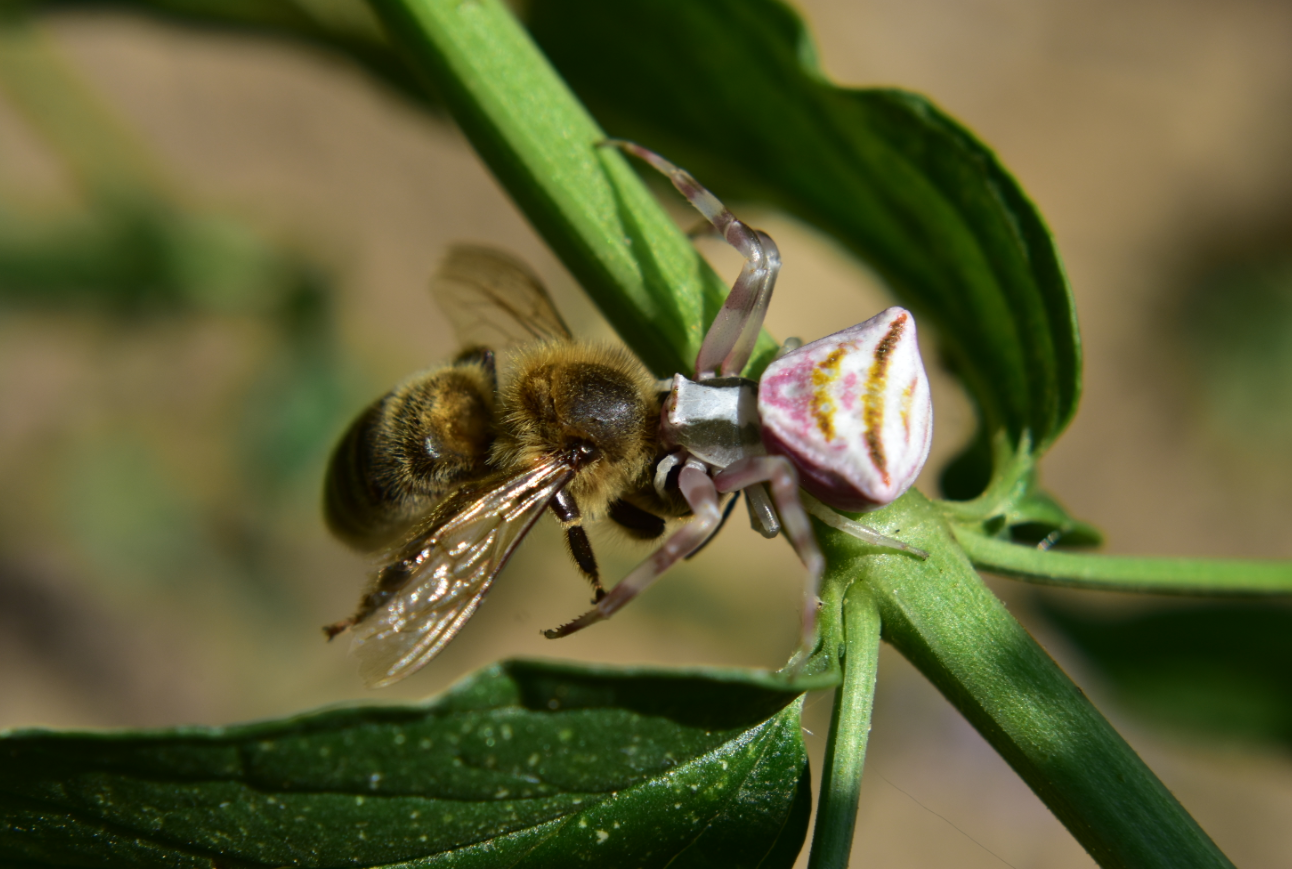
{"left": 744, "top": 482, "right": 780, "bottom": 539}
{"left": 684, "top": 491, "right": 741, "bottom": 560}
{"left": 602, "top": 140, "right": 780, "bottom": 379}
{"left": 653, "top": 450, "right": 683, "bottom": 500}
{"left": 714, "top": 455, "right": 825, "bottom": 656}
{"left": 799, "top": 492, "right": 929, "bottom": 559}
{"left": 544, "top": 461, "right": 723, "bottom": 639}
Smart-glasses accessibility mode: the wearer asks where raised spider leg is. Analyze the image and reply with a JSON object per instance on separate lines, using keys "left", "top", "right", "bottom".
{"left": 544, "top": 461, "right": 723, "bottom": 639}
{"left": 713, "top": 455, "right": 825, "bottom": 656}
{"left": 799, "top": 492, "right": 929, "bottom": 559}
{"left": 602, "top": 139, "right": 781, "bottom": 379}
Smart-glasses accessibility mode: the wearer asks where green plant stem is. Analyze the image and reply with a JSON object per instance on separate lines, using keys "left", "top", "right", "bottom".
{"left": 957, "top": 530, "right": 1292, "bottom": 594}
{"left": 363, "top": 0, "right": 777, "bottom": 379}
{"left": 808, "top": 581, "right": 880, "bottom": 869}
{"left": 819, "top": 490, "right": 1233, "bottom": 869}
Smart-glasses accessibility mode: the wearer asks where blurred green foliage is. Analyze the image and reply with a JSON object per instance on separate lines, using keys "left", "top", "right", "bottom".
{"left": 0, "top": 10, "right": 355, "bottom": 629}
{"left": 1040, "top": 599, "right": 1292, "bottom": 748}
{"left": 1172, "top": 256, "right": 1292, "bottom": 456}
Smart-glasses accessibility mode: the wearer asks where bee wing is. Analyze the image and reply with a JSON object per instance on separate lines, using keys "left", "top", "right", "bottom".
{"left": 432, "top": 245, "right": 573, "bottom": 350}
{"left": 349, "top": 458, "right": 574, "bottom": 687}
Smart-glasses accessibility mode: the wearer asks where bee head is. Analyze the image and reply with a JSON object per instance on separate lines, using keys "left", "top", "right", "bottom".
{"left": 498, "top": 344, "right": 658, "bottom": 483}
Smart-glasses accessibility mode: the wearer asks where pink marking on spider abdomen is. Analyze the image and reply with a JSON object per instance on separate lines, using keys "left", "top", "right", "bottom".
{"left": 758, "top": 308, "right": 933, "bottom": 512}
{"left": 757, "top": 356, "right": 817, "bottom": 429}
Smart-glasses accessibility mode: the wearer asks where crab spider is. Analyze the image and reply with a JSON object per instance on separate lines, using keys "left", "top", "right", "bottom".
{"left": 548, "top": 140, "right": 933, "bottom": 656}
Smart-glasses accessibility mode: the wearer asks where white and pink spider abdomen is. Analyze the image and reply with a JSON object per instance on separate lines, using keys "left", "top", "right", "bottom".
{"left": 758, "top": 307, "right": 933, "bottom": 512}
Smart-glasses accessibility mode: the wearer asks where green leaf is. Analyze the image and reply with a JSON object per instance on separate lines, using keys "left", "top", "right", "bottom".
{"left": 1, "top": 660, "right": 814, "bottom": 868}
{"left": 954, "top": 529, "right": 1292, "bottom": 595}
{"left": 32, "top": 0, "right": 762, "bottom": 376}
{"left": 363, "top": 0, "right": 783, "bottom": 381}
{"left": 525, "top": 0, "right": 1082, "bottom": 489}
{"left": 36, "top": 0, "right": 1084, "bottom": 485}
{"left": 941, "top": 436, "right": 1102, "bottom": 545}
{"left": 1038, "top": 600, "right": 1292, "bottom": 749}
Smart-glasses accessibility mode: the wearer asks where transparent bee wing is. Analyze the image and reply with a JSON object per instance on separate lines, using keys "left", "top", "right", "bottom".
{"left": 432, "top": 245, "right": 573, "bottom": 350}
{"left": 350, "top": 458, "right": 574, "bottom": 687}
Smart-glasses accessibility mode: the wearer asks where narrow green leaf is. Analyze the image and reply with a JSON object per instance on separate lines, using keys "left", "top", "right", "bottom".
{"left": 39, "top": 0, "right": 1084, "bottom": 481}
{"left": 808, "top": 582, "right": 880, "bottom": 869}
{"left": 362, "top": 0, "right": 778, "bottom": 379}
{"left": 32, "top": 0, "right": 772, "bottom": 376}
{"left": 525, "top": 0, "right": 1082, "bottom": 484}
{"left": 813, "top": 492, "right": 1233, "bottom": 869}
{"left": 956, "top": 529, "right": 1292, "bottom": 594}
{"left": 0, "top": 660, "right": 813, "bottom": 868}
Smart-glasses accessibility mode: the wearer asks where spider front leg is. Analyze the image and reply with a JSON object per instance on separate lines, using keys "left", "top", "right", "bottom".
{"left": 602, "top": 139, "right": 781, "bottom": 378}
{"left": 544, "top": 459, "right": 723, "bottom": 639}
{"left": 713, "top": 455, "right": 825, "bottom": 655}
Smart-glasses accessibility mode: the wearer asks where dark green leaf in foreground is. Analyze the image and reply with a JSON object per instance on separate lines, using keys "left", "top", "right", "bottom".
{"left": 526, "top": 0, "right": 1082, "bottom": 494}
{"left": 0, "top": 661, "right": 813, "bottom": 868}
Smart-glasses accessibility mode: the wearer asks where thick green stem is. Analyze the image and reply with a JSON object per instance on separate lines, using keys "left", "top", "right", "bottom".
{"left": 957, "top": 530, "right": 1292, "bottom": 595}
{"left": 817, "top": 490, "right": 1233, "bottom": 869}
{"left": 364, "top": 0, "right": 777, "bottom": 378}
{"left": 808, "top": 582, "right": 880, "bottom": 869}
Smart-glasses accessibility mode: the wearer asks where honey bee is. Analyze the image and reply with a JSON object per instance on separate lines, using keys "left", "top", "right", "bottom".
{"left": 324, "top": 246, "right": 675, "bottom": 687}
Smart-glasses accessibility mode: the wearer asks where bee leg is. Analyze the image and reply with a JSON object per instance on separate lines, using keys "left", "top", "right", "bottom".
{"left": 713, "top": 455, "right": 824, "bottom": 658}
{"left": 602, "top": 139, "right": 780, "bottom": 379}
{"left": 550, "top": 489, "right": 605, "bottom": 601}
{"left": 607, "top": 498, "right": 666, "bottom": 540}
{"left": 545, "top": 461, "right": 722, "bottom": 639}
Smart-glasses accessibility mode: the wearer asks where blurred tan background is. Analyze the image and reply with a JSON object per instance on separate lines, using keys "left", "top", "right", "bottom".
{"left": 1, "top": 1, "right": 1291, "bottom": 866}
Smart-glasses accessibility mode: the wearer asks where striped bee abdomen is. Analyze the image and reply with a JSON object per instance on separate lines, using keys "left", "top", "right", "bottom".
{"left": 323, "top": 359, "right": 497, "bottom": 551}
